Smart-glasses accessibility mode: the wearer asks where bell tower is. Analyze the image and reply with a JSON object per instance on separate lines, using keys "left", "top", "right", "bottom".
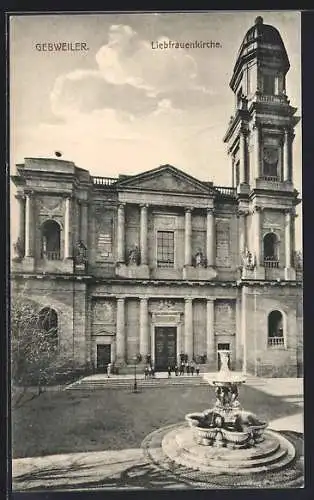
{"left": 224, "top": 16, "right": 300, "bottom": 280}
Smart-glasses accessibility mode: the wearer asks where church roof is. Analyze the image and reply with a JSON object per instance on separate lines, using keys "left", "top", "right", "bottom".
{"left": 231, "top": 16, "right": 290, "bottom": 89}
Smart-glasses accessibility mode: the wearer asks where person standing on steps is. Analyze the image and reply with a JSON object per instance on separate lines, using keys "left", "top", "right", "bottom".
{"left": 191, "top": 362, "right": 195, "bottom": 376}
{"left": 144, "top": 365, "right": 149, "bottom": 380}
{"left": 167, "top": 365, "right": 172, "bottom": 378}
{"left": 107, "top": 363, "right": 112, "bottom": 378}
{"left": 196, "top": 364, "right": 200, "bottom": 376}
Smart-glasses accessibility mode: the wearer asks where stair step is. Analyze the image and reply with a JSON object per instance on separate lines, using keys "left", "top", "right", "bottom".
{"left": 65, "top": 377, "right": 208, "bottom": 390}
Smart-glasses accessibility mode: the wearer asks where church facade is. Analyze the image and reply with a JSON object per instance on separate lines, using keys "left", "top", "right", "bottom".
{"left": 11, "top": 17, "right": 303, "bottom": 377}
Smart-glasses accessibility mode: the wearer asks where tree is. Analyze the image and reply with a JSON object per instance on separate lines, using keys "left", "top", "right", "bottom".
{"left": 11, "top": 293, "right": 59, "bottom": 407}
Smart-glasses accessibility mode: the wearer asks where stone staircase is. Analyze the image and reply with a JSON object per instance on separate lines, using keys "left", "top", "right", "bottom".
{"left": 64, "top": 373, "right": 267, "bottom": 391}
{"left": 65, "top": 374, "right": 209, "bottom": 390}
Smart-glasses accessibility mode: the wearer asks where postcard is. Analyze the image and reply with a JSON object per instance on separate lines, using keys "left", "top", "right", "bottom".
{"left": 9, "top": 10, "right": 303, "bottom": 491}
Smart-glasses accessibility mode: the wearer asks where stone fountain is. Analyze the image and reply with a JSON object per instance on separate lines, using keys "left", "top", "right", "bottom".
{"left": 185, "top": 350, "right": 267, "bottom": 449}
{"left": 142, "top": 350, "right": 303, "bottom": 488}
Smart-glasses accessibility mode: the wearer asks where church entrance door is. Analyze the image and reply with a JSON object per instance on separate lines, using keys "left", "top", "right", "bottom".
{"left": 96, "top": 344, "right": 111, "bottom": 373}
{"left": 154, "top": 326, "right": 177, "bottom": 371}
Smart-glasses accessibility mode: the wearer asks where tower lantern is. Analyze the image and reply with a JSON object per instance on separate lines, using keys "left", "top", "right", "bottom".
{"left": 223, "top": 16, "right": 299, "bottom": 192}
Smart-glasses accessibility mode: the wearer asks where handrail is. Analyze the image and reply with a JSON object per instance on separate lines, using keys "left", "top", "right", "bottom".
{"left": 215, "top": 186, "right": 237, "bottom": 198}
{"left": 268, "top": 337, "right": 285, "bottom": 347}
{"left": 264, "top": 259, "right": 279, "bottom": 268}
{"left": 92, "top": 176, "right": 118, "bottom": 186}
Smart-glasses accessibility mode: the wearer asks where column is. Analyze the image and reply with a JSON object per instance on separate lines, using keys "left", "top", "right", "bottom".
{"left": 206, "top": 299, "right": 215, "bottom": 363}
{"left": 16, "top": 194, "right": 25, "bottom": 251}
{"left": 206, "top": 208, "right": 215, "bottom": 266}
{"left": 241, "top": 288, "right": 247, "bottom": 374}
{"left": 80, "top": 201, "right": 88, "bottom": 246}
{"left": 291, "top": 210, "right": 296, "bottom": 266}
{"left": 254, "top": 207, "right": 261, "bottom": 266}
{"left": 140, "top": 204, "right": 148, "bottom": 265}
{"left": 111, "top": 338, "right": 116, "bottom": 364}
{"left": 235, "top": 298, "right": 242, "bottom": 370}
{"left": 254, "top": 124, "right": 260, "bottom": 179}
{"left": 177, "top": 322, "right": 183, "bottom": 363}
{"left": 24, "top": 192, "right": 33, "bottom": 257}
{"left": 116, "top": 298, "right": 125, "bottom": 362}
{"left": 231, "top": 156, "right": 235, "bottom": 187}
{"left": 289, "top": 133, "right": 295, "bottom": 184}
{"left": 184, "top": 298, "right": 193, "bottom": 359}
{"left": 117, "top": 204, "right": 125, "bottom": 262}
{"left": 283, "top": 128, "right": 290, "bottom": 181}
{"left": 139, "top": 297, "right": 149, "bottom": 356}
{"left": 238, "top": 210, "right": 246, "bottom": 259}
{"left": 239, "top": 130, "right": 246, "bottom": 184}
{"left": 285, "top": 210, "right": 291, "bottom": 268}
{"left": 184, "top": 208, "right": 192, "bottom": 266}
{"left": 64, "top": 196, "right": 71, "bottom": 259}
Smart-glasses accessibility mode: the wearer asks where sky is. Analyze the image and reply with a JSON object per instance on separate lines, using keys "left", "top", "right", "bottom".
{"left": 9, "top": 10, "right": 302, "bottom": 248}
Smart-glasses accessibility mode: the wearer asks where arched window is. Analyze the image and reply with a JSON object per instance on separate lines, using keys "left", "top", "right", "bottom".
{"left": 41, "top": 220, "right": 61, "bottom": 260}
{"left": 38, "top": 307, "right": 58, "bottom": 349}
{"left": 263, "top": 233, "right": 279, "bottom": 267}
{"left": 268, "top": 310, "right": 284, "bottom": 347}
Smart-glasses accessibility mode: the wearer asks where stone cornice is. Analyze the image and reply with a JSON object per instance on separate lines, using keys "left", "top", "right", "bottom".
{"left": 11, "top": 273, "right": 303, "bottom": 288}
{"left": 237, "top": 279, "right": 302, "bottom": 287}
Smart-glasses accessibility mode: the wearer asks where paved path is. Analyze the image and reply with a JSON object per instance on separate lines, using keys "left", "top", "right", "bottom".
{"left": 12, "top": 377, "right": 304, "bottom": 491}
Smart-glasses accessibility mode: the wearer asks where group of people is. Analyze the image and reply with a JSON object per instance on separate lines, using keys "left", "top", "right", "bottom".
{"left": 143, "top": 362, "right": 200, "bottom": 378}
{"left": 168, "top": 362, "right": 200, "bottom": 377}
{"left": 144, "top": 365, "right": 156, "bottom": 379}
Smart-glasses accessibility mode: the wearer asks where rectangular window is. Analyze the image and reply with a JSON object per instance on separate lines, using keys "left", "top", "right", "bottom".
{"left": 157, "top": 231, "right": 174, "bottom": 268}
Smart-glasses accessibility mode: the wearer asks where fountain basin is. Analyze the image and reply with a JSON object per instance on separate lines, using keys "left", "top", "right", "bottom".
{"left": 185, "top": 408, "right": 268, "bottom": 448}
{"left": 203, "top": 372, "right": 246, "bottom": 386}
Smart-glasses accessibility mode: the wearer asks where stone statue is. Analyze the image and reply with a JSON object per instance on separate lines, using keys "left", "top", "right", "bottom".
{"left": 13, "top": 237, "right": 24, "bottom": 260}
{"left": 242, "top": 248, "right": 255, "bottom": 270}
{"left": 128, "top": 245, "right": 140, "bottom": 265}
{"left": 194, "top": 249, "right": 205, "bottom": 268}
{"left": 74, "top": 240, "right": 87, "bottom": 265}
{"left": 294, "top": 250, "right": 302, "bottom": 270}
{"left": 42, "top": 236, "right": 47, "bottom": 257}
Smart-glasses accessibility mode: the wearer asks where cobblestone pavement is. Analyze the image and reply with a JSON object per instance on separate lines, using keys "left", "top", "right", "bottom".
{"left": 12, "top": 377, "right": 304, "bottom": 491}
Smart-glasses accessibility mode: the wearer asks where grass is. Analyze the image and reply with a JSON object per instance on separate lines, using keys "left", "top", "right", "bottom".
{"left": 12, "top": 385, "right": 302, "bottom": 459}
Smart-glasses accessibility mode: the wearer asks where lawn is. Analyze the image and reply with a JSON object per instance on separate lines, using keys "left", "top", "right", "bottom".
{"left": 12, "top": 384, "right": 302, "bottom": 459}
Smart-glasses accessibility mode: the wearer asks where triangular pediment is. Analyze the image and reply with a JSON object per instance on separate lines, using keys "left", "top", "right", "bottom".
{"left": 116, "top": 165, "right": 214, "bottom": 195}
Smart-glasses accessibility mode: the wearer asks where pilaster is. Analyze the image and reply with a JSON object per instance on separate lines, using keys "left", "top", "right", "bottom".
{"left": 64, "top": 195, "right": 72, "bottom": 259}
{"left": 184, "top": 208, "right": 192, "bottom": 266}
{"left": 206, "top": 299, "right": 215, "bottom": 364}
{"left": 140, "top": 204, "right": 148, "bottom": 265}
{"left": 116, "top": 297, "right": 126, "bottom": 363}
{"left": 184, "top": 297, "right": 193, "bottom": 359}
{"left": 24, "top": 191, "right": 34, "bottom": 258}
{"left": 206, "top": 208, "right": 215, "bottom": 267}
{"left": 117, "top": 203, "right": 125, "bottom": 263}
{"left": 139, "top": 297, "right": 149, "bottom": 356}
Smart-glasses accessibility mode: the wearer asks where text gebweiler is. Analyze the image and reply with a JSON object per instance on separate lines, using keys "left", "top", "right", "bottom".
{"left": 35, "top": 42, "right": 89, "bottom": 52}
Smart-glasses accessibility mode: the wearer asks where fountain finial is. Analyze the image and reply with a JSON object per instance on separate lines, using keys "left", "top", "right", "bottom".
{"left": 219, "top": 350, "right": 230, "bottom": 373}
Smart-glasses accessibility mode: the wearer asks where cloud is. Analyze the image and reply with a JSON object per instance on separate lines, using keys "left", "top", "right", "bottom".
{"left": 51, "top": 70, "right": 158, "bottom": 118}
{"left": 50, "top": 24, "right": 216, "bottom": 119}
